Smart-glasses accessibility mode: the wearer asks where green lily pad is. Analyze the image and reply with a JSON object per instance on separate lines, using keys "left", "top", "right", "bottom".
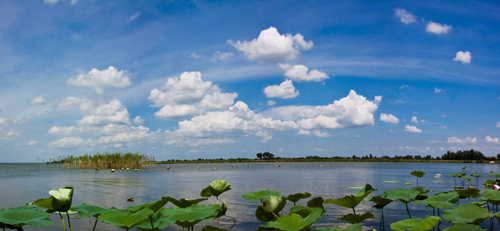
{"left": 34, "top": 186, "right": 74, "bottom": 213}
{"left": 200, "top": 180, "right": 231, "bottom": 198}
{"left": 456, "top": 188, "right": 480, "bottom": 199}
{"left": 255, "top": 195, "right": 287, "bottom": 222}
{"left": 315, "top": 223, "right": 363, "bottom": 231}
{"left": 382, "top": 181, "right": 399, "bottom": 183}
{"left": 485, "top": 179, "right": 495, "bottom": 188}
{"left": 70, "top": 203, "right": 121, "bottom": 218}
{"left": 411, "top": 171, "right": 425, "bottom": 177}
{"left": 0, "top": 207, "right": 53, "bottom": 228}
{"left": 414, "top": 191, "right": 459, "bottom": 209}
{"left": 390, "top": 215, "right": 441, "bottom": 231}
{"left": 164, "top": 197, "right": 208, "bottom": 208}
{"left": 368, "top": 196, "right": 393, "bottom": 209}
{"left": 268, "top": 208, "right": 323, "bottom": 231}
{"left": 127, "top": 198, "right": 169, "bottom": 213}
{"left": 242, "top": 189, "right": 279, "bottom": 201}
{"left": 383, "top": 188, "right": 421, "bottom": 204}
{"left": 442, "top": 204, "right": 493, "bottom": 224}
{"left": 168, "top": 204, "right": 221, "bottom": 228}
{"left": 306, "top": 196, "right": 325, "bottom": 212}
{"left": 136, "top": 208, "right": 176, "bottom": 230}
{"left": 337, "top": 212, "right": 375, "bottom": 224}
{"left": 479, "top": 189, "right": 500, "bottom": 204}
{"left": 287, "top": 192, "right": 312, "bottom": 204}
{"left": 325, "top": 184, "right": 377, "bottom": 209}
{"left": 98, "top": 207, "right": 154, "bottom": 229}
{"left": 442, "top": 224, "right": 487, "bottom": 231}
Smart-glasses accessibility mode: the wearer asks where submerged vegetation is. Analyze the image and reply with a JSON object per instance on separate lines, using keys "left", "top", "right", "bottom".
{"left": 45, "top": 152, "right": 154, "bottom": 169}
{"left": 5, "top": 167, "right": 500, "bottom": 230}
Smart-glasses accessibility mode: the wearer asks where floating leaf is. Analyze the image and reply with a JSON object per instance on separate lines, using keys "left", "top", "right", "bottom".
{"left": 337, "top": 212, "right": 375, "bottom": 224}
{"left": 34, "top": 186, "right": 74, "bottom": 213}
{"left": 382, "top": 181, "right": 399, "bottom": 183}
{"left": 315, "top": 223, "right": 363, "bottom": 231}
{"left": 442, "top": 224, "right": 487, "bottom": 231}
{"left": 287, "top": 192, "right": 312, "bottom": 204}
{"left": 456, "top": 188, "right": 480, "bottom": 199}
{"left": 410, "top": 171, "right": 425, "bottom": 178}
{"left": 70, "top": 203, "right": 121, "bottom": 218}
{"left": 289, "top": 206, "right": 323, "bottom": 218}
{"left": 98, "top": 207, "right": 154, "bottom": 230}
{"left": 325, "top": 184, "right": 376, "bottom": 209}
{"left": 0, "top": 207, "right": 53, "bottom": 228}
{"left": 268, "top": 208, "right": 323, "bottom": 231}
{"left": 200, "top": 180, "right": 231, "bottom": 198}
{"left": 136, "top": 208, "right": 176, "bottom": 230}
{"left": 383, "top": 188, "right": 420, "bottom": 204}
{"left": 168, "top": 204, "right": 221, "bottom": 228}
{"left": 255, "top": 195, "right": 287, "bottom": 222}
{"left": 479, "top": 189, "right": 500, "bottom": 204}
{"left": 414, "top": 191, "right": 459, "bottom": 209}
{"left": 127, "top": 198, "right": 169, "bottom": 213}
{"left": 442, "top": 204, "right": 493, "bottom": 224}
{"left": 164, "top": 197, "right": 208, "bottom": 208}
{"left": 390, "top": 215, "right": 441, "bottom": 231}
{"left": 242, "top": 189, "right": 279, "bottom": 201}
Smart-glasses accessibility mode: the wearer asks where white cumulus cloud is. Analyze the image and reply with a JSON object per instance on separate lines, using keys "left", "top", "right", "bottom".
{"left": 434, "top": 87, "right": 444, "bottom": 93}
{"left": 394, "top": 8, "right": 417, "bottom": 24}
{"left": 133, "top": 116, "right": 144, "bottom": 125}
{"left": 66, "top": 66, "right": 132, "bottom": 94}
{"left": 453, "top": 51, "right": 472, "bottom": 64}
{"left": 57, "top": 97, "right": 86, "bottom": 110}
{"left": 28, "top": 141, "right": 37, "bottom": 146}
{"left": 497, "top": 122, "right": 500, "bottom": 128}
{"left": 78, "top": 99, "right": 131, "bottom": 125}
{"left": 279, "top": 64, "right": 329, "bottom": 82}
{"left": 426, "top": 22, "right": 452, "bottom": 35}
{"left": 263, "top": 79, "right": 300, "bottom": 99}
{"left": 29, "top": 95, "right": 46, "bottom": 104}
{"left": 404, "top": 125, "right": 422, "bottom": 133}
{"left": 447, "top": 136, "right": 477, "bottom": 144}
{"left": 267, "top": 100, "right": 277, "bottom": 106}
{"left": 190, "top": 53, "right": 203, "bottom": 59}
{"left": 486, "top": 136, "right": 500, "bottom": 144}
{"left": 230, "top": 27, "right": 313, "bottom": 63}
{"left": 49, "top": 136, "right": 84, "bottom": 148}
{"left": 312, "top": 130, "right": 330, "bottom": 137}
{"left": 148, "top": 71, "right": 237, "bottom": 119}
{"left": 411, "top": 116, "right": 418, "bottom": 123}
{"left": 212, "top": 51, "right": 233, "bottom": 62}
{"left": 380, "top": 113, "right": 399, "bottom": 124}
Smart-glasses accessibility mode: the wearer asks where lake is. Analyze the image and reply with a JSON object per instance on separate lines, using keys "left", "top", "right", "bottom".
{"left": 0, "top": 162, "right": 498, "bottom": 230}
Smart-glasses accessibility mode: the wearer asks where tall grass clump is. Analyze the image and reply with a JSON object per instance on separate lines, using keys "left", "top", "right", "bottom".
{"left": 62, "top": 152, "right": 153, "bottom": 169}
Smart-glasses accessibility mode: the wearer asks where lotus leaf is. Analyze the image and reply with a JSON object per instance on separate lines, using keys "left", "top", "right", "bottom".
{"left": 390, "top": 215, "right": 441, "bottom": 231}
{"left": 267, "top": 208, "right": 323, "bottom": 231}
{"left": 200, "top": 180, "right": 231, "bottom": 198}
{"left": 410, "top": 171, "right": 425, "bottom": 177}
{"left": 287, "top": 192, "right": 312, "bottom": 205}
{"left": 456, "top": 188, "right": 480, "bottom": 199}
{"left": 255, "top": 195, "right": 287, "bottom": 222}
{"left": 97, "top": 207, "right": 154, "bottom": 230}
{"left": 485, "top": 179, "right": 495, "bottom": 188}
{"left": 442, "top": 204, "right": 493, "bottom": 224}
{"left": 242, "top": 189, "right": 279, "bottom": 201}
{"left": 215, "top": 199, "right": 228, "bottom": 219}
{"left": 126, "top": 198, "right": 169, "bottom": 213}
{"left": 289, "top": 206, "right": 323, "bottom": 218}
{"left": 382, "top": 181, "right": 399, "bottom": 183}
{"left": 337, "top": 212, "right": 375, "bottom": 224}
{"left": 414, "top": 191, "right": 459, "bottom": 209}
{"left": 34, "top": 186, "right": 74, "bottom": 213}
{"left": 71, "top": 203, "right": 121, "bottom": 217}
{"left": 164, "top": 197, "right": 208, "bottom": 208}
{"left": 325, "top": 184, "right": 376, "bottom": 209}
{"left": 383, "top": 188, "right": 420, "bottom": 204}
{"left": 136, "top": 208, "right": 175, "bottom": 230}
{"left": 479, "top": 189, "right": 500, "bottom": 203}
{"left": 369, "top": 196, "right": 393, "bottom": 209}
{"left": 0, "top": 207, "right": 53, "bottom": 228}
{"left": 201, "top": 225, "right": 225, "bottom": 231}
{"left": 315, "top": 223, "right": 363, "bottom": 231}
{"left": 306, "top": 196, "right": 325, "bottom": 212}
{"left": 488, "top": 173, "right": 500, "bottom": 179}
{"left": 168, "top": 204, "right": 221, "bottom": 228}
{"left": 442, "top": 224, "right": 487, "bottom": 231}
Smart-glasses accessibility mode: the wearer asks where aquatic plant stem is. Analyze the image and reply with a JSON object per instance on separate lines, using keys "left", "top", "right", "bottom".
{"left": 226, "top": 215, "right": 236, "bottom": 229}
{"left": 92, "top": 220, "right": 97, "bottom": 231}
{"left": 150, "top": 217, "right": 154, "bottom": 230}
{"left": 66, "top": 212, "right": 71, "bottom": 231}
{"left": 405, "top": 203, "right": 411, "bottom": 218}
{"left": 58, "top": 212, "right": 66, "bottom": 231}
{"left": 352, "top": 208, "right": 356, "bottom": 216}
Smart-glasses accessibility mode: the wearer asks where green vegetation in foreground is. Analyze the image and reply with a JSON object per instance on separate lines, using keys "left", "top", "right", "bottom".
{"left": 8, "top": 169, "right": 500, "bottom": 231}
{"left": 155, "top": 149, "right": 494, "bottom": 164}
{"left": 47, "top": 152, "right": 154, "bottom": 169}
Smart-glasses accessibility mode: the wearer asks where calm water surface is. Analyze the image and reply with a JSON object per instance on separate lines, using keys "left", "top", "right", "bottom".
{"left": 0, "top": 162, "right": 498, "bottom": 230}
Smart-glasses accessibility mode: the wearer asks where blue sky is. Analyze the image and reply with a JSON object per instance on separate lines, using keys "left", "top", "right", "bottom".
{"left": 1, "top": 0, "right": 499, "bottom": 162}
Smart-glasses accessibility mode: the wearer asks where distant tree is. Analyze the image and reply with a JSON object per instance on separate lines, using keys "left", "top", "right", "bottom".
{"left": 256, "top": 153, "right": 263, "bottom": 160}
{"left": 497, "top": 154, "right": 500, "bottom": 160}
{"left": 263, "top": 152, "right": 275, "bottom": 161}
{"left": 369, "top": 154, "right": 373, "bottom": 159}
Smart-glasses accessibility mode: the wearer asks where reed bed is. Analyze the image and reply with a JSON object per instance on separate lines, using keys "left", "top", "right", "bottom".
{"left": 62, "top": 152, "right": 154, "bottom": 169}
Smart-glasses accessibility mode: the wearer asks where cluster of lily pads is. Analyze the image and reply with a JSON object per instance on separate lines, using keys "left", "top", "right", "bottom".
{"left": 4, "top": 168, "right": 500, "bottom": 231}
